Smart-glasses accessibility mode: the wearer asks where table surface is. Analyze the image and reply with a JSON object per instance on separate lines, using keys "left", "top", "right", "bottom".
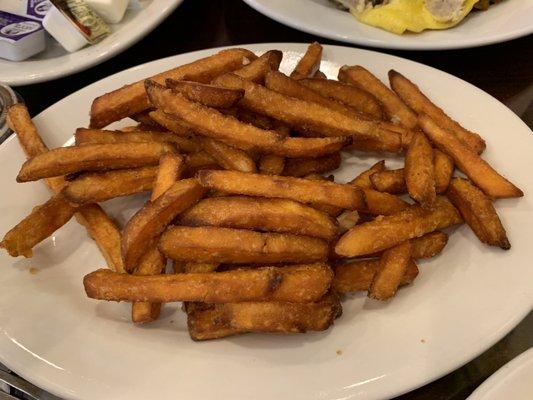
{"left": 8, "top": 0, "right": 533, "bottom": 399}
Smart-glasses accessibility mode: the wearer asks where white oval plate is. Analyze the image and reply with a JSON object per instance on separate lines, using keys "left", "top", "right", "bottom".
{"left": 468, "top": 347, "right": 533, "bottom": 400}
{"left": 243, "top": 0, "right": 533, "bottom": 50}
{"left": 0, "top": 0, "right": 183, "bottom": 86}
{"left": 0, "top": 43, "right": 532, "bottom": 400}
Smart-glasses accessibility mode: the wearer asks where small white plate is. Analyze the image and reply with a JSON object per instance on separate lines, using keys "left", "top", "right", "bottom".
{"left": 0, "top": 0, "right": 183, "bottom": 86}
{"left": 468, "top": 347, "right": 533, "bottom": 400}
{"left": 242, "top": 0, "right": 533, "bottom": 50}
{"left": 0, "top": 43, "right": 532, "bottom": 400}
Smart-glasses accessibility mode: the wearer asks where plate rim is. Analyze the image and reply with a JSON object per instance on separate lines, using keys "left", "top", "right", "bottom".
{"left": 0, "top": 42, "right": 532, "bottom": 400}
{"left": 242, "top": 0, "right": 533, "bottom": 50}
{"left": 2, "top": 0, "right": 184, "bottom": 87}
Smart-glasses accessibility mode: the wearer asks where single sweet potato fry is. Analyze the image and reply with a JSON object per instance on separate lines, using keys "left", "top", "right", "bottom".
{"left": 420, "top": 114, "right": 523, "bottom": 199}
{"left": 200, "top": 138, "right": 256, "bottom": 173}
{"left": 335, "top": 197, "right": 462, "bottom": 257}
{"left": 165, "top": 79, "right": 244, "bottom": 108}
{"left": 369, "top": 241, "right": 412, "bottom": 300}
{"left": 447, "top": 178, "right": 510, "bottom": 249}
{"left": 370, "top": 169, "right": 407, "bottom": 194}
{"left": 349, "top": 160, "right": 385, "bottom": 189}
{"left": 233, "top": 50, "right": 283, "bottom": 83}
{"left": 434, "top": 149, "right": 454, "bottom": 193}
{"left": 290, "top": 42, "right": 322, "bottom": 80}
{"left": 283, "top": 153, "right": 341, "bottom": 177}
{"left": 405, "top": 131, "right": 436, "bottom": 208}
{"left": 362, "top": 188, "right": 410, "bottom": 216}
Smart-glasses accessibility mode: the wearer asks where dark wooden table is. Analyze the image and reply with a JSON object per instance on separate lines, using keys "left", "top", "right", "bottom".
{"left": 11, "top": 1, "right": 533, "bottom": 399}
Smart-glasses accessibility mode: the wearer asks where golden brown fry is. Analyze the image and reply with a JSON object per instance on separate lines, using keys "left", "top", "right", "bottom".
{"left": 184, "top": 151, "right": 220, "bottom": 175}
{"left": 362, "top": 188, "right": 410, "bottom": 216}
{"left": 183, "top": 263, "right": 219, "bottom": 273}
{"left": 290, "top": 42, "right": 322, "bottom": 79}
{"left": 197, "top": 170, "right": 366, "bottom": 210}
{"left": 337, "top": 211, "right": 359, "bottom": 234}
{"left": 84, "top": 267, "right": 282, "bottom": 303}
{"left": 233, "top": 50, "right": 283, "bottom": 83}
{"left": 0, "top": 192, "right": 78, "bottom": 257}
{"left": 370, "top": 169, "right": 407, "bottom": 194}
{"left": 338, "top": 65, "right": 418, "bottom": 129}
{"left": 165, "top": 79, "right": 244, "bottom": 108}
{"left": 369, "top": 241, "right": 412, "bottom": 300}
{"left": 419, "top": 114, "right": 523, "bottom": 199}
{"left": 410, "top": 231, "right": 448, "bottom": 259}
{"left": 89, "top": 48, "right": 256, "bottom": 128}
{"left": 159, "top": 226, "right": 329, "bottom": 264}
{"left": 75, "top": 128, "right": 200, "bottom": 153}
{"left": 267, "top": 264, "right": 333, "bottom": 302}
{"left": 132, "top": 153, "right": 184, "bottom": 323}
{"left": 148, "top": 110, "right": 193, "bottom": 137}
{"left": 187, "top": 292, "right": 341, "bottom": 340}
{"left": 333, "top": 259, "right": 418, "bottom": 293}
{"left": 122, "top": 178, "right": 205, "bottom": 272}
{"left": 258, "top": 154, "right": 285, "bottom": 175}
{"left": 283, "top": 153, "right": 341, "bottom": 177}
{"left": 335, "top": 197, "right": 462, "bottom": 257}
{"left": 200, "top": 137, "right": 256, "bottom": 172}
{"left": 129, "top": 111, "right": 164, "bottom": 129}
{"left": 17, "top": 142, "right": 175, "bottom": 182}
{"left": 179, "top": 196, "right": 338, "bottom": 241}
{"left": 389, "top": 70, "right": 486, "bottom": 153}
{"left": 64, "top": 166, "right": 158, "bottom": 204}
{"left": 405, "top": 131, "right": 436, "bottom": 208}
{"left": 215, "top": 72, "right": 395, "bottom": 141}
{"left": 434, "top": 149, "right": 454, "bottom": 193}
{"left": 349, "top": 160, "right": 385, "bottom": 189}
{"left": 349, "top": 131, "right": 402, "bottom": 154}
{"left": 447, "top": 178, "right": 510, "bottom": 249}
{"left": 299, "top": 78, "right": 383, "bottom": 119}
{"left": 146, "top": 80, "right": 348, "bottom": 157}
{"left": 8, "top": 104, "right": 124, "bottom": 272}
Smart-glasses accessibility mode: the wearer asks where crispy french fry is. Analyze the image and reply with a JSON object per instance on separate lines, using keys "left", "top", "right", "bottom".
{"left": 299, "top": 78, "right": 383, "bottom": 119}
{"left": 159, "top": 226, "right": 328, "bottom": 264}
{"left": 434, "top": 149, "right": 454, "bottom": 193}
{"left": 389, "top": 70, "right": 486, "bottom": 154}
{"left": 179, "top": 196, "right": 338, "bottom": 240}
{"left": 362, "top": 188, "right": 410, "bottom": 216}
{"left": 338, "top": 65, "right": 418, "bottom": 129}
{"left": 369, "top": 241, "right": 412, "bottom": 300}
{"left": 1, "top": 192, "right": 78, "bottom": 257}
{"left": 283, "top": 153, "right": 341, "bottom": 177}
{"left": 84, "top": 267, "right": 282, "bottom": 303}
{"left": 183, "top": 263, "right": 219, "bottom": 273}
{"left": 7, "top": 105, "right": 124, "bottom": 271}
{"left": 337, "top": 211, "right": 359, "bottom": 234}
{"left": 370, "top": 169, "right": 407, "bottom": 194}
{"left": 419, "top": 114, "right": 523, "bottom": 199}
{"left": 165, "top": 79, "right": 244, "bottom": 108}
{"left": 411, "top": 231, "right": 448, "bottom": 258}
{"left": 146, "top": 80, "right": 349, "bottom": 157}
{"left": 75, "top": 128, "right": 200, "bottom": 153}
{"left": 200, "top": 138, "right": 256, "bottom": 172}
{"left": 64, "top": 166, "right": 158, "bottom": 204}
{"left": 290, "top": 42, "right": 322, "bottom": 80}
{"left": 267, "top": 264, "right": 333, "bottom": 302}
{"left": 233, "top": 50, "right": 283, "bottom": 83}
{"left": 349, "top": 160, "right": 385, "bottom": 189}
{"left": 132, "top": 153, "right": 184, "bottom": 323}
{"left": 122, "top": 178, "right": 205, "bottom": 272}
{"left": 447, "top": 178, "right": 510, "bottom": 249}
{"left": 349, "top": 130, "right": 402, "bottom": 153}
{"left": 258, "top": 154, "right": 285, "bottom": 175}
{"left": 184, "top": 151, "right": 220, "bottom": 175}
{"left": 333, "top": 259, "right": 418, "bottom": 293}
{"left": 197, "top": 170, "right": 366, "bottom": 210}
{"left": 187, "top": 292, "right": 341, "bottom": 340}
{"left": 215, "top": 72, "right": 396, "bottom": 142}
{"left": 130, "top": 111, "right": 164, "bottom": 129}
{"left": 89, "top": 48, "right": 256, "bottom": 128}
{"left": 335, "top": 197, "right": 462, "bottom": 257}
{"left": 302, "top": 173, "right": 344, "bottom": 217}
{"left": 17, "top": 143, "right": 175, "bottom": 182}
{"left": 405, "top": 131, "right": 436, "bottom": 208}
{"left": 148, "top": 110, "right": 193, "bottom": 137}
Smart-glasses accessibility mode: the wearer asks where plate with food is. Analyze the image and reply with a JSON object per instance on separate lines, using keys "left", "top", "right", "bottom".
{"left": 242, "top": 0, "right": 533, "bottom": 50}
{"left": 467, "top": 347, "right": 533, "bottom": 400}
{"left": 0, "top": 42, "right": 531, "bottom": 400}
{"left": 0, "top": 0, "right": 184, "bottom": 86}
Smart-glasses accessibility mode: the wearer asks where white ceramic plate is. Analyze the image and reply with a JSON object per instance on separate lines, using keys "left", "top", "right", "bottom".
{"left": 468, "top": 347, "right": 533, "bottom": 400}
{"left": 243, "top": 0, "right": 533, "bottom": 50}
{"left": 0, "top": 43, "right": 532, "bottom": 400}
{"left": 0, "top": 0, "right": 183, "bottom": 86}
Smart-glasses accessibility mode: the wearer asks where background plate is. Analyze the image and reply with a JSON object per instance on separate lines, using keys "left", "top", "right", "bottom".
{"left": 0, "top": 0, "right": 183, "bottom": 86}
{"left": 242, "top": 0, "right": 533, "bottom": 50}
{"left": 0, "top": 43, "right": 532, "bottom": 400}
